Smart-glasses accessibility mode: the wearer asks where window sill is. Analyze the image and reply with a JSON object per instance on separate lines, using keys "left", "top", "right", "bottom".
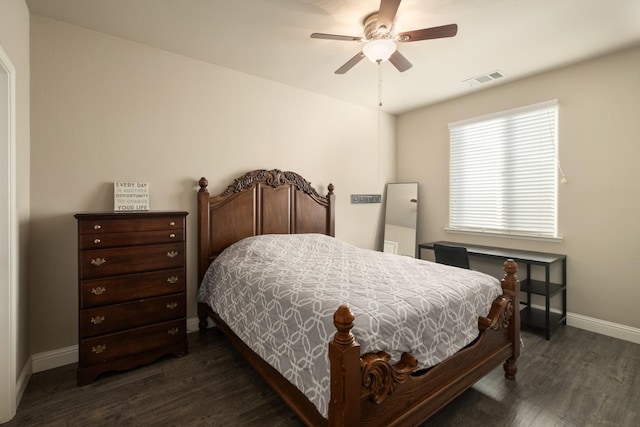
{"left": 444, "top": 228, "right": 563, "bottom": 243}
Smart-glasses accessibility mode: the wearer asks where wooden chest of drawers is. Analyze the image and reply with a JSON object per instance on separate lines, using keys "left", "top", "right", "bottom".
{"left": 75, "top": 211, "right": 188, "bottom": 385}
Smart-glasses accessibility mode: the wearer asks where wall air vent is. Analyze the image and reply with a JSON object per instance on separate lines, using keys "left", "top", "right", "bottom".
{"left": 463, "top": 70, "right": 505, "bottom": 87}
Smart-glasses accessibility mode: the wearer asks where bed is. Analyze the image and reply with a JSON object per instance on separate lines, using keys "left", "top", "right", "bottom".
{"left": 196, "top": 169, "right": 520, "bottom": 426}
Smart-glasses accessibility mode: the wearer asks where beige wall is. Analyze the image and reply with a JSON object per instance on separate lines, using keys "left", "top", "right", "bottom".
{"left": 398, "top": 45, "right": 640, "bottom": 330}
{"left": 0, "top": 0, "right": 30, "bottom": 422}
{"left": 29, "top": 15, "right": 395, "bottom": 354}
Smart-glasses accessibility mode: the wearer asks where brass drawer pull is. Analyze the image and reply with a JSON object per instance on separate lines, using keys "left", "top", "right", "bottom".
{"left": 167, "top": 251, "right": 179, "bottom": 258}
{"left": 94, "top": 238, "right": 101, "bottom": 244}
{"left": 169, "top": 233, "right": 176, "bottom": 238}
{"left": 169, "top": 221, "right": 176, "bottom": 226}
{"left": 168, "top": 328, "right": 179, "bottom": 335}
{"left": 167, "top": 276, "right": 179, "bottom": 284}
{"left": 90, "top": 315, "right": 105, "bottom": 325}
{"left": 93, "top": 224, "right": 102, "bottom": 230}
{"left": 92, "top": 345, "right": 106, "bottom": 354}
{"left": 91, "top": 258, "right": 106, "bottom": 266}
{"left": 91, "top": 286, "right": 106, "bottom": 295}
{"left": 166, "top": 302, "right": 178, "bottom": 310}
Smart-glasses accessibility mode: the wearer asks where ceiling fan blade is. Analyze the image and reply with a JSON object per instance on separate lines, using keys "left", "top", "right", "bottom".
{"left": 311, "top": 33, "right": 363, "bottom": 42}
{"left": 335, "top": 51, "right": 365, "bottom": 74}
{"left": 378, "top": 0, "right": 401, "bottom": 30}
{"left": 389, "top": 50, "right": 412, "bottom": 72}
{"left": 397, "top": 24, "right": 458, "bottom": 42}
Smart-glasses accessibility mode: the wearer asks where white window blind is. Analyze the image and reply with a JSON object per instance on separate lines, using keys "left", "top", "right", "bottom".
{"left": 448, "top": 100, "right": 559, "bottom": 238}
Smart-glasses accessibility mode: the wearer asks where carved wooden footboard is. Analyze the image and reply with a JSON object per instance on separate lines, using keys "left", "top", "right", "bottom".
{"left": 328, "top": 260, "right": 520, "bottom": 426}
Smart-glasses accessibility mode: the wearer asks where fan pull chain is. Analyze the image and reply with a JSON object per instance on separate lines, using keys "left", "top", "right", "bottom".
{"left": 377, "top": 60, "right": 383, "bottom": 177}
{"left": 377, "top": 59, "right": 383, "bottom": 108}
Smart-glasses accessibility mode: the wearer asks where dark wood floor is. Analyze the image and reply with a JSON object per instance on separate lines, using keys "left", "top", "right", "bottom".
{"left": 5, "top": 325, "right": 640, "bottom": 426}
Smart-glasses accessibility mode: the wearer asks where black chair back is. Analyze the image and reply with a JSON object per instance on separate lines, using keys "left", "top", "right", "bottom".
{"left": 434, "top": 243, "right": 470, "bottom": 269}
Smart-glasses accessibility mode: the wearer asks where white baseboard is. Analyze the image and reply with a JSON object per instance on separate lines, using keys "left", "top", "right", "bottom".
{"left": 524, "top": 303, "right": 640, "bottom": 345}
{"left": 567, "top": 313, "right": 640, "bottom": 345}
{"left": 28, "top": 313, "right": 640, "bottom": 374}
{"left": 187, "top": 316, "right": 206, "bottom": 333}
{"left": 31, "top": 344, "right": 78, "bottom": 374}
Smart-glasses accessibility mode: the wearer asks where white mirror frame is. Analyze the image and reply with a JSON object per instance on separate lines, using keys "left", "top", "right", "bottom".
{"left": 383, "top": 183, "right": 418, "bottom": 257}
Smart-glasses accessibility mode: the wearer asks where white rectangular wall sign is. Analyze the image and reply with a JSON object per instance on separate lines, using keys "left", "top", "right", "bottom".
{"left": 114, "top": 182, "right": 149, "bottom": 211}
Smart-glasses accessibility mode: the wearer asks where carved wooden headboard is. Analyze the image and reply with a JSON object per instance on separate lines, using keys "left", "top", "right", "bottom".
{"left": 197, "top": 169, "right": 335, "bottom": 282}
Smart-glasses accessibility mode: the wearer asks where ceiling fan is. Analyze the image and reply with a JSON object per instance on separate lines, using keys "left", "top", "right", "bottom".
{"left": 311, "top": 0, "right": 457, "bottom": 74}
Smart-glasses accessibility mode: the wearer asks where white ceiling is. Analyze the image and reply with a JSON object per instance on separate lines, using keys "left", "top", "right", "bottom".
{"left": 25, "top": 0, "right": 640, "bottom": 114}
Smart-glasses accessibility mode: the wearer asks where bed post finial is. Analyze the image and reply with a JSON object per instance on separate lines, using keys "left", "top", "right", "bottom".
{"left": 198, "top": 177, "right": 209, "bottom": 193}
{"left": 333, "top": 305, "right": 355, "bottom": 345}
{"left": 503, "top": 259, "right": 517, "bottom": 278}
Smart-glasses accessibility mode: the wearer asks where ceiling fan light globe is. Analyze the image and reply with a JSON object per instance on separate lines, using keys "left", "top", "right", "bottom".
{"left": 363, "top": 39, "right": 396, "bottom": 63}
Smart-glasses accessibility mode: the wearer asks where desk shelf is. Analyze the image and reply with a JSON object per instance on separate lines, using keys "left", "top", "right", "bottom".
{"left": 520, "top": 279, "right": 565, "bottom": 298}
{"left": 520, "top": 306, "right": 566, "bottom": 332}
{"left": 519, "top": 277, "right": 567, "bottom": 338}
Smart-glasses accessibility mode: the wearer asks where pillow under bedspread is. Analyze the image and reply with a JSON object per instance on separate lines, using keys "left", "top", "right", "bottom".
{"left": 197, "top": 233, "right": 502, "bottom": 418}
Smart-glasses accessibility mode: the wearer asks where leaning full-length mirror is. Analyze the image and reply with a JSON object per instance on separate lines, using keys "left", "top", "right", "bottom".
{"left": 383, "top": 183, "right": 418, "bottom": 257}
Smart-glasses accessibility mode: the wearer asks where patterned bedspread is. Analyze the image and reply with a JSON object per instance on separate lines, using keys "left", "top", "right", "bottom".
{"left": 197, "top": 234, "right": 502, "bottom": 418}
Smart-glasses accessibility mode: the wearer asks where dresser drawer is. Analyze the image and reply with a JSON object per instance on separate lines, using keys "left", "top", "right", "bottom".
{"left": 78, "top": 216, "right": 184, "bottom": 235}
{"left": 80, "top": 293, "right": 185, "bottom": 338}
{"left": 80, "top": 268, "right": 185, "bottom": 308}
{"left": 80, "top": 229, "right": 184, "bottom": 249}
{"left": 79, "top": 319, "right": 186, "bottom": 367}
{"left": 79, "top": 242, "right": 185, "bottom": 279}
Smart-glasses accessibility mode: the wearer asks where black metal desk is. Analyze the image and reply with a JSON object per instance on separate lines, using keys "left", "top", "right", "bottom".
{"left": 419, "top": 241, "right": 567, "bottom": 340}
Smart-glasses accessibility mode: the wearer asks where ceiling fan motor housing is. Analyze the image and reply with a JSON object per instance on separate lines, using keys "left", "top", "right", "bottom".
{"left": 363, "top": 13, "right": 389, "bottom": 40}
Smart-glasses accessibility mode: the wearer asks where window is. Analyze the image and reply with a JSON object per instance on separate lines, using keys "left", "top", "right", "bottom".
{"left": 448, "top": 100, "right": 559, "bottom": 239}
